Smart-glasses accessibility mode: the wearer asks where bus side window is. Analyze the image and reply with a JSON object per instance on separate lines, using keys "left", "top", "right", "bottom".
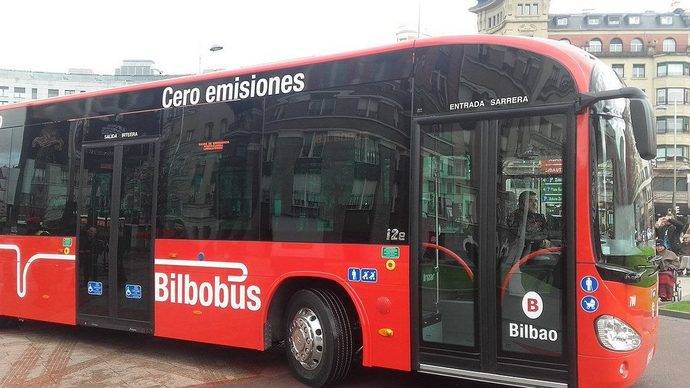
{"left": 157, "top": 102, "right": 262, "bottom": 241}
{"left": 2, "top": 122, "right": 71, "bottom": 236}
{"left": 260, "top": 83, "right": 410, "bottom": 244}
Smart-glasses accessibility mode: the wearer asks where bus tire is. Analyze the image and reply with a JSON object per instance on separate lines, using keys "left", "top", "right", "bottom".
{"left": 284, "top": 288, "right": 354, "bottom": 387}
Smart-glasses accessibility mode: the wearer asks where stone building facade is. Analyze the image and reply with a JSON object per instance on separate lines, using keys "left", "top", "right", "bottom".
{"left": 471, "top": 0, "right": 690, "bottom": 215}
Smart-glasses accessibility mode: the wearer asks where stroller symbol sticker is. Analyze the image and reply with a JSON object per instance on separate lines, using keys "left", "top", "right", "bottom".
{"left": 580, "top": 276, "right": 599, "bottom": 293}
{"left": 581, "top": 296, "right": 599, "bottom": 313}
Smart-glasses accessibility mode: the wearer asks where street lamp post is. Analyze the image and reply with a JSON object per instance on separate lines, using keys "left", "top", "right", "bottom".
{"left": 673, "top": 99, "right": 678, "bottom": 214}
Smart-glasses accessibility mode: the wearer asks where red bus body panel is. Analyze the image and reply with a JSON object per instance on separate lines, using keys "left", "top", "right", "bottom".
{"left": 0, "top": 235, "right": 76, "bottom": 325}
{"left": 0, "top": 36, "right": 659, "bottom": 386}
{"left": 574, "top": 112, "right": 658, "bottom": 387}
{"left": 153, "top": 239, "right": 411, "bottom": 371}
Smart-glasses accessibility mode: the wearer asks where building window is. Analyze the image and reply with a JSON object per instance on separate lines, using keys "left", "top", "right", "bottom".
{"left": 0, "top": 86, "right": 8, "bottom": 97}
{"left": 660, "top": 16, "right": 673, "bottom": 25}
{"left": 657, "top": 88, "right": 687, "bottom": 105}
{"left": 628, "top": 15, "right": 640, "bottom": 25}
{"left": 356, "top": 98, "right": 379, "bottom": 119}
{"left": 632, "top": 64, "right": 646, "bottom": 78}
{"left": 556, "top": 17, "right": 568, "bottom": 26}
{"left": 13, "top": 87, "right": 25, "bottom": 99}
{"left": 656, "top": 145, "right": 689, "bottom": 161}
{"left": 31, "top": 88, "right": 38, "bottom": 99}
{"left": 630, "top": 38, "right": 644, "bottom": 52}
{"left": 653, "top": 177, "right": 689, "bottom": 191}
{"left": 657, "top": 117, "right": 690, "bottom": 134}
{"left": 663, "top": 38, "right": 676, "bottom": 53}
{"left": 586, "top": 39, "right": 602, "bottom": 53}
{"left": 64, "top": 90, "right": 75, "bottom": 95}
{"left": 517, "top": 3, "right": 538, "bottom": 16}
{"left": 607, "top": 16, "right": 621, "bottom": 25}
{"left": 611, "top": 64, "right": 624, "bottom": 78}
{"left": 658, "top": 62, "right": 690, "bottom": 77}
{"left": 48, "top": 89, "right": 59, "bottom": 97}
{"left": 609, "top": 38, "right": 623, "bottom": 53}
{"left": 587, "top": 17, "right": 601, "bottom": 26}
{"left": 307, "top": 97, "right": 336, "bottom": 116}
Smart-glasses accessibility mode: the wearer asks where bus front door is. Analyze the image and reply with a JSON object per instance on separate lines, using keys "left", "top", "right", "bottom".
{"left": 76, "top": 141, "right": 158, "bottom": 332}
{"left": 414, "top": 115, "right": 571, "bottom": 387}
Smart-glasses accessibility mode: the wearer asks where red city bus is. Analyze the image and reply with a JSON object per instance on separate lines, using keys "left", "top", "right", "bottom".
{"left": 0, "top": 35, "right": 658, "bottom": 387}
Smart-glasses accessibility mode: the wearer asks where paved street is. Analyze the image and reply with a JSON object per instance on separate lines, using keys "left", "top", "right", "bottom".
{"left": 1, "top": 316, "right": 688, "bottom": 387}
{"left": 633, "top": 315, "right": 690, "bottom": 388}
{"left": 0, "top": 321, "right": 485, "bottom": 387}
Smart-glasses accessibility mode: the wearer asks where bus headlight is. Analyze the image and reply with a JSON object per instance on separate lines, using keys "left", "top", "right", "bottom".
{"left": 595, "top": 315, "right": 641, "bottom": 351}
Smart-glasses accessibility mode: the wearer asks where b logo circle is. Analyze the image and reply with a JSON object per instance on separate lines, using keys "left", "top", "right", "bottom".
{"left": 522, "top": 291, "right": 543, "bottom": 319}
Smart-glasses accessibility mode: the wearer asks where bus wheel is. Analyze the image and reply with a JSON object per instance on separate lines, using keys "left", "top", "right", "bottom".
{"left": 285, "top": 288, "right": 354, "bottom": 387}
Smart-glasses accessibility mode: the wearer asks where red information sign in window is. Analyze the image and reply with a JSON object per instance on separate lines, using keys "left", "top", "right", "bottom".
{"left": 198, "top": 140, "right": 230, "bottom": 152}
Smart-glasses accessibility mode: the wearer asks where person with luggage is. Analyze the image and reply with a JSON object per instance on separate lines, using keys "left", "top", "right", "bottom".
{"left": 654, "top": 239, "right": 681, "bottom": 301}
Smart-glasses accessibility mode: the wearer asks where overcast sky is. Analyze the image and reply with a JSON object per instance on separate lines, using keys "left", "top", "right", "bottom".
{"left": 2, "top": 0, "right": 689, "bottom": 75}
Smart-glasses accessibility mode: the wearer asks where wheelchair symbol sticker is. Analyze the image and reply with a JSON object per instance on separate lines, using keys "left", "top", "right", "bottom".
{"left": 580, "top": 276, "right": 599, "bottom": 293}
{"left": 581, "top": 296, "right": 599, "bottom": 313}
{"left": 87, "top": 281, "right": 103, "bottom": 296}
{"left": 125, "top": 284, "right": 142, "bottom": 299}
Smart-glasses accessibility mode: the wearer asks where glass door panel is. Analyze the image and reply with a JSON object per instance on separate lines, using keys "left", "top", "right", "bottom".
{"left": 495, "top": 115, "right": 567, "bottom": 362}
{"left": 116, "top": 143, "right": 155, "bottom": 322}
{"left": 78, "top": 147, "right": 115, "bottom": 317}
{"left": 419, "top": 122, "right": 480, "bottom": 351}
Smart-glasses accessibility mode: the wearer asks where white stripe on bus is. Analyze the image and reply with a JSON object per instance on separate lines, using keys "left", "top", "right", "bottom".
{"left": 154, "top": 259, "right": 248, "bottom": 282}
{"left": 0, "top": 243, "right": 75, "bottom": 298}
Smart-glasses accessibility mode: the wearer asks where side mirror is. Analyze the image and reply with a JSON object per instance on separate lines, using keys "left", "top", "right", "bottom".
{"left": 630, "top": 98, "right": 657, "bottom": 160}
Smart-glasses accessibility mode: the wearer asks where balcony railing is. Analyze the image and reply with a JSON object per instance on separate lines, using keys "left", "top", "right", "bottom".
{"left": 581, "top": 46, "right": 690, "bottom": 57}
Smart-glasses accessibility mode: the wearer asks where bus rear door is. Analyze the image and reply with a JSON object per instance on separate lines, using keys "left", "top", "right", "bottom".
{"left": 76, "top": 140, "right": 158, "bottom": 332}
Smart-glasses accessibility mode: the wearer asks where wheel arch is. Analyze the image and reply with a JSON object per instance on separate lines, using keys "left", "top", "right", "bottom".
{"left": 262, "top": 272, "right": 370, "bottom": 365}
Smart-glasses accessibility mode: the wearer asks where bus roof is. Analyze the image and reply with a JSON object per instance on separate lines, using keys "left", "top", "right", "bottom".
{"left": 0, "top": 34, "right": 596, "bottom": 113}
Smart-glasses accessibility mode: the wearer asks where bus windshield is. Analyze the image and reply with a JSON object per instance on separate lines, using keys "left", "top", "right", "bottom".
{"left": 589, "top": 61, "right": 655, "bottom": 280}
{"left": 593, "top": 111, "right": 655, "bottom": 273}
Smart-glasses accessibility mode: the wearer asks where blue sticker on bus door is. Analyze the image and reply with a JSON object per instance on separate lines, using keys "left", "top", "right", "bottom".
{"left": 87, "top": 281, "right": 102, "bottom": 296}
{"left": 125, "top": 284, "right": 142, "bottom": 299}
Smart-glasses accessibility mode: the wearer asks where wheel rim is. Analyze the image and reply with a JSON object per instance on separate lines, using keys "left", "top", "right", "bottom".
{"left": 288, "top": 307, "right": 324, "bottom": 370}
